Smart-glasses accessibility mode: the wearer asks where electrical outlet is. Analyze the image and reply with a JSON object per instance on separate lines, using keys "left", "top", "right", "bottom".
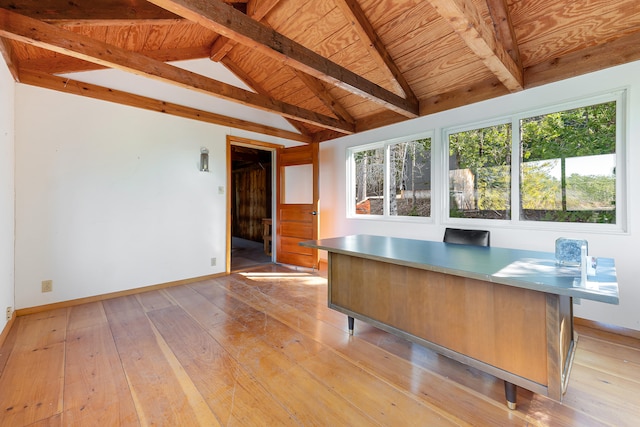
{"left": 211, "top": 257, "right": 217, "bottom": 266}
{"left": 5, "top": 306, "right": 11, "bottom": 321}
{"left": 42, "top": 280, "right": 53, "bottom": 293}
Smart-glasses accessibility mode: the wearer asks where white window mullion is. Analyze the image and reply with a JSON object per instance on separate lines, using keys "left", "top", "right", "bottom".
{"left": 511, "top": 116, "right": 521, "bottom": 223}
{"left": 383, "top": 143, "right": 390, "bottom": 217}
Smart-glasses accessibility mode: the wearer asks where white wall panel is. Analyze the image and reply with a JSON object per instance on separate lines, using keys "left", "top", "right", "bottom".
{"left": 0, "top": 59, "right": 15, "bottom": 331}
{"left": 14, "top": 86, "right": 228, "bottom": 308}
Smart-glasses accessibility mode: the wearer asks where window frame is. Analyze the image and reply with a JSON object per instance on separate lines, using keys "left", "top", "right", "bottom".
{"left": 442, "top": 90, "right": 627, "bottom": 233}
{"left": 346, "top": 131, "right": 435, "bottom": 222}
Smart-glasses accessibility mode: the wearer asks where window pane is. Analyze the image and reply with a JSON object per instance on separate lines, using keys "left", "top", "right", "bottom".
{"left": 448, "top": 124, "right": 512, "bottom": 220}
{"left": 389, "top": 138, "right": 431, "bottom": 217}
{"left": 354, "top": 147, "right": 385, "bottom": 215}
{"left": 520, "top": 102, "right": 616, "bottom": 223}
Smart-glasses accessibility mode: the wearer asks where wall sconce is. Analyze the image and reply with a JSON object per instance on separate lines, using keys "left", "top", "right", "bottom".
{"left": 200, "top": 147, "right": 209, "bottom": 172}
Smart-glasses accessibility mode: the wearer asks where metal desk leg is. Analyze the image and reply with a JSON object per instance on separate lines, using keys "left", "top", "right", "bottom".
{"left": 505, "top": 381, "right": 517, "bottom": 409}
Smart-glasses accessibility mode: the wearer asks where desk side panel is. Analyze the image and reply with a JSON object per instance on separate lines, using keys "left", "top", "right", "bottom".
{"left": 546, "top": 294, "right": 575, "bottom": 400}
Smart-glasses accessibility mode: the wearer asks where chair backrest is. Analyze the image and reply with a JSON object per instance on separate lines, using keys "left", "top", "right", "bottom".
{"left": 443, "top": 228, "right": 490, "bottom": 247}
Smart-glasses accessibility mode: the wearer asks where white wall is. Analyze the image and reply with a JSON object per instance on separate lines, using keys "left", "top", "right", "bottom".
{"left": 0, "top": 59, "right": 15, "bottom": 331}
{"left": 319, "top": 60, "right": 640, "bottom": 331}
{"left": 14, "top": 86, "right": 234, "bottom": 308}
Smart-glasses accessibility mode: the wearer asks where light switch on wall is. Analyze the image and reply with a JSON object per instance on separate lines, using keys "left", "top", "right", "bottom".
{"left": 218, "top": 186, "right": 225, "bottom": 194}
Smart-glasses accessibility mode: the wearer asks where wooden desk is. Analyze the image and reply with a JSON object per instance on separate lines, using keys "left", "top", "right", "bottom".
{"left": 300, "top": 235, "right": 619, "bottom": 408}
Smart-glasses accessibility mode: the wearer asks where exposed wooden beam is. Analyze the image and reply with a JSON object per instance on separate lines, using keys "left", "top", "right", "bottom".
{"left": 19, "top": 45, "right": 213, "bottom": 75}
{"left": 485, "top": 0, "right": 521, "bottom": 67}
{"left": 220, "top": 57, "right": 315, "bottom": 137}
{"left": 0, "top": 0, "right": 181, "bottom": 22}
{"left": 311, "top": 129, "right": 347, "bottom": 143}
{"left": 209, "top": 35, "right": 238, "bottom": 62}
{"left": 0, "top": 37, "right": 19, "bottom": 81}
{"left": 0, "top": 9, "right": 354, "bottom": 133}
{"left": 291, "top": 69, "right": 355, "bottom": 125}
{"left": 333, "top": 0, "right": 417, "bottom": 104}
{"left": 19, "top": 70, "right": 312, "bottom": 143}
{"left": 426, "top": 0, "right": 523, "bottom": 92}
{"left": 147, "top": 0, "right": 419, "bottom": 118}
{"left": 525, "top": 31, "right": 640, "bottom": 88}
{"left": 210, "top": 0, "right": 281, "bottom": 62}
{"left": 246, "top": 0, "right": 280, "bottom": 21}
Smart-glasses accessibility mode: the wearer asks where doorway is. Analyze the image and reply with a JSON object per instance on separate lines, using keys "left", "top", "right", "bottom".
{"left": 227, "top": 137, "right": 280, "bottom": 272}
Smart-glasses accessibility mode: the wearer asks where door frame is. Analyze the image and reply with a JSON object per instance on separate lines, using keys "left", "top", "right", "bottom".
{"left": 226, "top": 135, "right": 283, "bottom": 274}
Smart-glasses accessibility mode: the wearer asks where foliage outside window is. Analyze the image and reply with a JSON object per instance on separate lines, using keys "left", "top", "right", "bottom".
{"left": 352, "top": 136, "right": 432, "bottom": 218}
{"left": 445, "top": 95, "right": 621, "bottom": 226}
{"left": 448, "top": 123, "right": 512, "bottom": 220}
{"left": 354, "top": 147, "right": 385, "bottom": 216}
{"left": 520, "top": 102, "right": 616, "bottom": 223}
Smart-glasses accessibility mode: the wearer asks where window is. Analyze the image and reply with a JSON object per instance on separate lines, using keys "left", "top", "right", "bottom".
{"left": 520, "top": 102, "right": 617, "bottom": 223}
{"left": 445, "top": 92, "right": 623, "bottom": 227}
{"left": 348, "top": 92, "right": 624, "bottom": 230}
{"left": 350, "top": 134, "right": 432, "bottom": 218}
{"left": 448, "top": 123, "right": 512, "bottom": 220}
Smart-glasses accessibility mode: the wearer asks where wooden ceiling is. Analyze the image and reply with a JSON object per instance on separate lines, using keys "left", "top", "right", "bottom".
{"left": 1, "top": 0, "right": 639, "bottom": 143}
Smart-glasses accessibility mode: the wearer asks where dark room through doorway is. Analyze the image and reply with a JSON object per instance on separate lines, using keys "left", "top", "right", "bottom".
{"left": 230, "top": 144, "right": 273, "bottom": 271}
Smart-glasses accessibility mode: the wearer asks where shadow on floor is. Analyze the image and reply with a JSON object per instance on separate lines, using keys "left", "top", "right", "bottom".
{"left": 231, "top": 237, "right": 273, "bottom": 271}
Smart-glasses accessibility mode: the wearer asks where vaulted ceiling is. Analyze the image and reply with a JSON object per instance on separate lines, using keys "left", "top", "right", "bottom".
{"left": 1, "top": 0, "right": 639, "bottom": 143}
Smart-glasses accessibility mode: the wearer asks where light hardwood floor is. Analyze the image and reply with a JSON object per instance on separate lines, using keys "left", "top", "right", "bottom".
{"left": 0, "top": 264, "right": 638, "bottom": 426}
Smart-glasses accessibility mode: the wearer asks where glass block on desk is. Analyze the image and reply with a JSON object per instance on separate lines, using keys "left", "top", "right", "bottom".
{"left": 555, "top": 238, "right": 588, "bottom": 266}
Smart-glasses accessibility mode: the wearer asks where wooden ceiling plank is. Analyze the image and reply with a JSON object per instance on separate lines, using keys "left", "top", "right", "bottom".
{"left": 509, "top": 0, "right": 640, "bottom": 47}
{"left": 290, "top": 95, "right": 333, "bottom": 117}
{"left": 393, "top": 33, "right": 466, "bottom": 76}
{"left": 19, "top": 70, "right": 311, "bottom": 143}
{"left": 524, "top": 30, "right": 640, "bottom": 88}
{"left": 420, "top": 77, "right": 509, "bottom": 116}
{"left": 141, "top": 22, "right": 172, "bottom": 51}
{"left": 264, "top": 0, "right": 325, "bottom": 39}
{"left": 220, "top": 57, "right": 318, "bottom": 137}
{"left": 378, "top": 6, "right": 447, "bottom": 60}
{"left": 0, "top": 37, "right": 20, "bottom": 81}
{"left": 210, "top": 0, "right": 282, "bottom": 61}
{"left": 292, "top": 69, "right": 355, "bottom": 125}
{"left": 355, "top": 110, "right": 407, "bottom": 134}
{"left": 425, "top": 0, "right": 523, "bottom": 92}
{"left": 516, "top": 6, "right": 640, "bottom": 67}
{"left": 485, "top": 0, "right": 521, "bottom": 67}
{"left": 147, "top": 0, "right": 419, "bottom": 118}
{"left": 333, "top": 0, "right": 417, "bottom": 103}
{"left": 404, "top": 51, "right": 486, "bottom": 91}
{"left": 0, "top": 9, "right": 354, "bottom": 133}
{"left": 355, "top": 0, "right": 423, "bottom": 29}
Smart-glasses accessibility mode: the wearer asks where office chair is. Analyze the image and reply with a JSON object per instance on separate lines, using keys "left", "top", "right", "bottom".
{"left": 443, "top": 227, "right": 490, "bottom": 247}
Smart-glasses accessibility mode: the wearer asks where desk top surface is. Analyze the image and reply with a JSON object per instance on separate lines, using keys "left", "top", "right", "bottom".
{"left": 301, "top": 234, "right": 619, "bottom": 304}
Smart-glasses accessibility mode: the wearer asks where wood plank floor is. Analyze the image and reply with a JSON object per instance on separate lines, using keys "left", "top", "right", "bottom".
{"left": 1, "top": 264, "right": 639, "bottom": 426}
